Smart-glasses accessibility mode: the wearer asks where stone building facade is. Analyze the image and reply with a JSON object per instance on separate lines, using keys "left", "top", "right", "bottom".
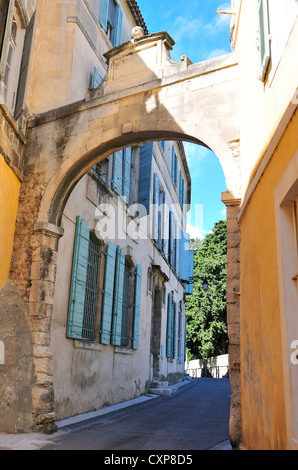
{"left": 0, "top": 0, "right": 193, "bottom": 432}
{"left": 1, "top": 0, "right": 297, "bottom": 451}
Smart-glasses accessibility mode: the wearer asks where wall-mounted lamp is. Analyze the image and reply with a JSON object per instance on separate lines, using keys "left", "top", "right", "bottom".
{"left": 203, "top": 279, "right": 209, "bottom": 291}
{"left": 216, "top": 8, "right": 236, "bottom": 15}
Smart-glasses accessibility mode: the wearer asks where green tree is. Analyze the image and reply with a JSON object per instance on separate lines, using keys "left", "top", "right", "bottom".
{"left": 186, "top": 220, "right": 228, "bottom": 360}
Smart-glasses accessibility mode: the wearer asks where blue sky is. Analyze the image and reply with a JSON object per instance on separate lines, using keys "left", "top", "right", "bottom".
{"left": 138, "top": 0, "right": 233, "bottom": 238}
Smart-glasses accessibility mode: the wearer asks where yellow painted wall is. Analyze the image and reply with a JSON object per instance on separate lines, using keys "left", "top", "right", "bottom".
{"left": 0, "top": 156, "right": 21, "bottom": 291}
{"left": 239, "top": 110, "right": 298, "bottom": 450}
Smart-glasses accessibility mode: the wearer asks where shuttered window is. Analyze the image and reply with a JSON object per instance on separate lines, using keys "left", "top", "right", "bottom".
{"left": 139, "top": 143, "right": 153, "bottom": 215}
{"left": 166, "top": 293, "right": 177, "bottom": 359}
{"left": 112, "top": 150, "right": 123, "bottom": 195}
{"left": 166, "top": 293, "right": 172, "bottom": 358}
{"left": 14, "top": 11, "right": 36, "bottom": 119}
{"left": 100, "top": 246, "right": 142, "bottom": 349}
{"left": 172, "top": 302, "right": 177, "bottom": 359}
{"left": 153, "top": 173, "right": 160, "bottom": 243}
{"left": 177, "top": 304, "right": 183, "bottom": 360}
{"left": 91, "top": 67, "right": 102, "bottom": 89}
{"left": 180, "top": 230, "right": 194, "bottom": 295}
{"left": 112, "top": 148, "right": 132, "bottom": 203}
{"left": 0, "top": 0, "right": 10, "bottom": 66}
{"left": 82, "top": 233, "right": 101, "bottom": 339}
{"left": 67, "top": 217, "right": 100, "bottom": 341}
{"left": 162, "top": 191, "right": 167, "bottom": 254}
{"left": 168, "top": 210, "right": 174, "bottom": 266}
{"left": 179, "top": 171, "right": 185, "bottom": 207}
{"left": 257, "top": 0, "right": 271, "bottom": 81}
{"left": 111, "top": 246, "right": 125, "bottom": 346}
{"left": 171, "top": 146, "right": 178, "bottom": 187}
{"left": 100, "top": 243, "right": 117, "bottom": 344}
{"left": 100, "top": 0, "right": 123, "bottom": 47}
{"left": 132, "top": 265, "right": 142, "bottom": 350}
{"left": 121, "top": 261, "right": 130, "bottom": 346}
{"left": 123, "top": 147, "right": 132, "bottom": 203}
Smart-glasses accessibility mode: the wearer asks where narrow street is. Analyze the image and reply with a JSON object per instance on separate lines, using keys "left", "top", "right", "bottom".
{"left": 39, "top": 378, "right": 231, "bottom": 451}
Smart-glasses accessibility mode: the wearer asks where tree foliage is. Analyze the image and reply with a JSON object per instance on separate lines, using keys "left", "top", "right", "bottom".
{"left": 186, "top": 220, "right": 228, "bottom": 361}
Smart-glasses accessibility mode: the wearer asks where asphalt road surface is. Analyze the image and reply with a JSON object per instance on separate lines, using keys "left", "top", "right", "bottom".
{"left": 39, "top": 378, "right": 231, "bottom": 451}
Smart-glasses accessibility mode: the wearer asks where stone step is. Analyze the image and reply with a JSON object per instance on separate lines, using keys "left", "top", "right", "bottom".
{"left": 150, "top": 381, "right": 169, "bottom": 389}
{"left": 149, "top": 386, "right": 177, "bottom": 396}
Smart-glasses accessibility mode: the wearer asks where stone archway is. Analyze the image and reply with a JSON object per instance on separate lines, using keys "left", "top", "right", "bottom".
{"left": 8, "top": 31, "right": 242, "bottom": 444}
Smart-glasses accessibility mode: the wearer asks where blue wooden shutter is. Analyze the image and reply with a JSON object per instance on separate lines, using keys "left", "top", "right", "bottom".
{"left": 123, "top": 147, "right": 132, "bottom": 203}
{"left": 166, "top": 293, "right": 172, "bottom": 358}
{"left": 111, "top": 246, "right": 125, "bottom": 346}
{"left": 181, "top": 178, "right": 185, "bottom": 208}
{"left": 113, "top": 4, "right": 123, "bottom": 46}
{"left": 179, "top": 230, "right": 189, "bottom": 282}
{"left": 171, "top": 147, "right": 175, "bottom": 180}
{"left": 153, "top": 173, "right": 160, "bottom": 243}
{"left": 100, "top": 243, "right": 117, "bottom": 344}
{"left": 174, "top": 221, "right": 178, "bottom": 273}
{"left": 99, "top": 0, "right": 109, "bottom": 31}
{"left": 106, "top": 156, "right": 110, "bottom": 186}
{"left": 138, "top": 143, "right": 153, "bottom": 215}
{"left": 162, "top": 192, "right": 167, "bottom": 254}
{"left": 67, "top": 217, "right": 90, "bottom": 339}
{"left": 185, "top": 250, "right": 194, "bottom": 295}
{"left": 258, "top": 0, "right": 270, "bottom": 81}
{"left": 132, "top": 265, "right": 142, "bottom": 350}
{"left": 172, "top": 302, "right": 177, "bottom": 359}
{"left": 91, "top": 67, "right": 102, "bottom": 89}
{"left": 112, "top": 150, "right": 123, "bottom": 195}
{"left": 169, "top": 210, "right": 174, "bottom": 265}
{"left": 179, "top": 171, "right": 183, "bottom": 203}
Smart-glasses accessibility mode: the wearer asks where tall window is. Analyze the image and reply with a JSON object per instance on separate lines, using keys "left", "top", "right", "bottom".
{"left": 82, "top": 233, "right": 101, "bottom": 340}
{"left": 257, "top": 0, "right": 271, "bottom": 81}
{"left": 67, "top": 217, "right": 101, "bottom": 341}
{"left": 100, "top": 0, "right": 123, "bottom": 47}
{"left": 112, "top": 147, "right": 132, "bottom": 204}
{"left": 166, "top": 293, "right": 177, "bottom": 360}
{"left": 0, "top": 6, "right": 36, "bottom": 117}
{"left": 121, "top": 258, "right": 132, "bottom": 346}
{"left": 177, "top": 302, "right": 183, "bottom": 360}
{"left": 107, "top": 0, "right": 116, "bottom": 43}
{"left": 100, "top": 243, "right": 142, "bottom": 349}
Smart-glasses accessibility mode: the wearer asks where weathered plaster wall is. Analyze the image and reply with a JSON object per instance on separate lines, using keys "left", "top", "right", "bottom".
{"left": 0, "top": 280, "right": 33, "bottom": 433}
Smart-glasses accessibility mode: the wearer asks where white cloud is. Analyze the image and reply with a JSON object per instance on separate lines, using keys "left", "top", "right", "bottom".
{"left": 206, "top": 3, "right": 232, "bottom": 33}
{"left": 172, "top": 16, "right": 202, "bottom": 42}
{"left": 186, "top": 223, "right": 206, "bottom": 240}
{"left": 207, "top": 48, "right": 230, "bottom": 59}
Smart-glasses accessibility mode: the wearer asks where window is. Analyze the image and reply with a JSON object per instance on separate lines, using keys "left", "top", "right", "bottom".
{"left": 82, "top": 233, "right": 101, "bottom": 340}
{"left": 112, "top": 147, "right": 132, "bottom": 204}
{"left": 100, "top": 243, "right": 142, "bottom": 349}
{"left": 0, "top": 6, "right": 36, "bottom": 117}
{"left": 171, "top": 146, "right": 178, "bottom": 187}
{"left": 94, "top": 157, "right": 111, "bottom": 187}
{"left": 90, "top": 67, "right": 102, "bottom": 89}
{"left": 100, "top": 0, "right": 123, "bottom": 47}
{"left": 153, "top": 173, "right": 166, "bottom": 250}
{"left": 257, "top": 0, "right": 271, "bottom": 81}
{"left": 166, "top": 293, "right": 177, "bottom": 360}
{"left": 179, "top": 171, "right": 185, "bottom": 208}
{"left": 67, "top": 217, "right": 101, "bottom": 341}
{"left": 177, "top": 302, "right": 183, "bottom": 360}
{"left": 180, "top": 230, "right": 194, "bottom": 294}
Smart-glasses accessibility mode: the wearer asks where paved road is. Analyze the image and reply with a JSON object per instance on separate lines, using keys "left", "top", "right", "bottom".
{"left": 39, "top": 378, "right": 231, "bottom": 451}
